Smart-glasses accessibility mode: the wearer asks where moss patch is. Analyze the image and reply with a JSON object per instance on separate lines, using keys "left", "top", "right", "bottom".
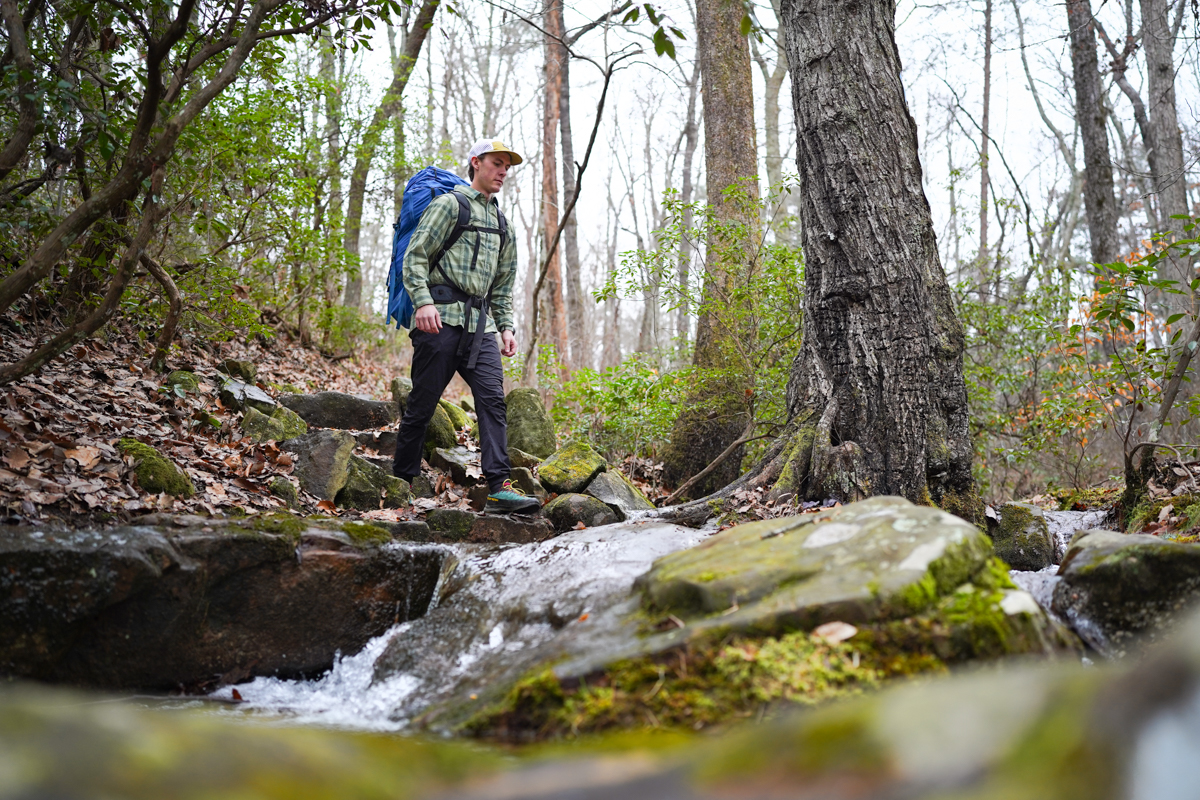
{"left": 439, "top": 399, "right": 470, "bottom": 431}
{"left": 233, "top": 513, "right": 306, "bottom": 543}
{"left": 118, "top": 439, "right": 194, "bottom": 498}
{"left": 341, "top": 521, "right": 392, "bottom": 546}
{"left": 1128, "top": 493, "right": 1200, "bottom": 533}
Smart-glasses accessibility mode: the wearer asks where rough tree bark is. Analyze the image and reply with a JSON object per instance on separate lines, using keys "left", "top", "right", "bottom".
{"left": 559, "top": 45, "right": 589, "bottom": 370}
{"left": 668, "top": 0, "right": 979, "bottom": 523}
{"left": 1141, "top": 0, "right": 1188, "bottom": 229}
{"left": 536, "top": 0, "right": 569, "bottom": 375}
{"left": 661, "top": 0, "right": 759, "bottom": 499}
{"left": 1066, "top": 0, "right": 1120, "bottom": 266}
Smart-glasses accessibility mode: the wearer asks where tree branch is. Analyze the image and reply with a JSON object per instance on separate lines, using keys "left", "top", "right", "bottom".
{"left": 143, "top": 254, "right": 183, "bottom": 372}
{"left": 0, "top": 0, "right": 42, "bottom": 183}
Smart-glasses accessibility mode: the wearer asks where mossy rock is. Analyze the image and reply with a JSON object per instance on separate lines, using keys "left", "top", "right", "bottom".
{"left": 217, "top": 359, "right": 257, "bottom": 383}
{"left": 341, "top": 520, "right": 392, "bottom": 547}
{"left": 424, "top": 405, "right": 457, "bottom": 458}
{"left": 232, "top": 512, "right": 307, "bottom": 543}
{"left": 439, "top": 399, "right": 470, "bottom": 431}
{"left": 117, "top": 439, "right": 194, "bottom": 498}
{"left": 241, "top": 406, "right": 307, "bottom": 444}
{"left": 335, "top": 456, "right": 411, "bottom": 511}
{"left": 164, "top": 370, "right": 199, "bottom": 393}
{"left": 218, "top": 379, "right": 277, "bottom": 414}
{"left": 269, "top": 476, "right": 298, "bottom": 509}
{"left": 460, "top": 396, "right": 475, "bottom": 413}
{"left": 281, "top": 430, "right": 356, "bottom": 501}
{"left": 426, "top": 509, "right": 476, "bottom": 542}
{"left": 510, "top": 467, "right": 548, "bottom": 504}
{"left": 505, "top": 388, "right": 556, "bottom": 458}
{"left": 544, "top": 493, "right": 618, "bottom": 532}
{"left": 991, "top": 502, "right": 1054, "bottom": 571}
{"left": 538, "top": 441, "right": 607, "bottom": 495}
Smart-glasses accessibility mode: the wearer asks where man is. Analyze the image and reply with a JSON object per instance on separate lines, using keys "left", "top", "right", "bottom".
{"left": 392, "top": 139, "right": 540, "bottom": 514}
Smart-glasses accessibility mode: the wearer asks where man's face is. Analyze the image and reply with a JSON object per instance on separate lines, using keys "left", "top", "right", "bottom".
{"left": 473, "top": 152, "right": 511, "bottom": 193}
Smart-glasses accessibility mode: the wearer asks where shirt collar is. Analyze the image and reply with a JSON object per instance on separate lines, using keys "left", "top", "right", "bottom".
{"left": 459, "top": 185, "right": 497, "bottom": 204}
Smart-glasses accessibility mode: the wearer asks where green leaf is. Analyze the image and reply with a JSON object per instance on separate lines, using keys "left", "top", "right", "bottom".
{"left": 622, "top": 6, "right": 639, "bottom": 22}
{"left": 740, "top": 13, "right": 752, "bottom": 35}
{"left": 1167, "top": 313, "right": 1186, "bottom": 325}
{"left": 1121, "top": 317, "right": 1135, "bottom": 332}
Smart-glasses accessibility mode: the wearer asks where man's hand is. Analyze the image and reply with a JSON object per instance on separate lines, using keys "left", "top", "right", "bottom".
{"left": 500, "top": 330, "right": 517, "bottom": 357}
{"left": 414, "top": 304, "right": 442, "bottom": 334}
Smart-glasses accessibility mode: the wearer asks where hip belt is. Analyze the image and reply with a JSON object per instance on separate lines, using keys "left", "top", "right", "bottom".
{"left": 429, "top": 282, "right": 492, "bottom": 370}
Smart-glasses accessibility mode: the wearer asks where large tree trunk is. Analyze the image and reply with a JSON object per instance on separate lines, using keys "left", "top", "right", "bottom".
{"left": 536, "top": 0, "right": 569, "bottom": 374}
{"left": 674, "top": 59, "right": 700, "bottom": 358}
{"left": 661, "top": 0, "right": 759, "bottom": 499}
{"left": 559, "top": 51, "right": 590, "bottom": 370}
{"left": 759, "top": 0, "right": 976, "bottom": 516}
{"left": 1066, "top": 0, "right": 1120, "bottom": 266}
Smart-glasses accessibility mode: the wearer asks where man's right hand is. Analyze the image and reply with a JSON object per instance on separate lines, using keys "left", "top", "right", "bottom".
{"left": 414, "top": 304, "right": 442, "bottom": 334}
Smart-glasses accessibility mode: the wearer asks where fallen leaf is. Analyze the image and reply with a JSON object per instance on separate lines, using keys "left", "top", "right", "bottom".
{"left": 64, "top": 446, "right": 103, "bottom": 470}
{"left": 573, "top": 521, "right": 587, "bottom": 530}
{"left": 317, "top": 499, "right": 337, "bottom": 513}
{"left": 2, "top": 448, "right": 30, "bottom": 470}
{"left": 812, "top": 621, "right": 858, "bottom": 645}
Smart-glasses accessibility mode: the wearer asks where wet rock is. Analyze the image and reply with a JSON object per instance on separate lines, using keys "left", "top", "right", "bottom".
{"left": 470, "top": 515, "right": 555, "bottom": 544}
{"left": 355, "top": 430, "right": 398, "bottom": 454}
{"left": 412, "top": 474, "right": 435, "bottom": 498}
{"left": 1052, "top": 529, "right": 1200, "bottom": 656}
{"left": 989, "top": 502, "right": 1055, "bottom": 571}
{"left": 509, "top": 447, "right": 541, "bottom": 469}
{"left": 430, "top": 446, "right": 481, "bottom": 486}
{"left": 335, "top": 456, "right": 411, "bottom": 511}
{"left": 217, "top": 358, "right": 257, "bottom": 383}
{"left": 279, "top": 391, "right": 398, "bottom": 430}
{"left": 241, "top": 406, "right": 308, "bottom": 443}
{"left": 426, "top": 509, "right": 477, "bottom": 542}
{"left": 544, "top": 493, "right": 619, "bottom": 532}
{"left": 425, "top": 404, "right": 458, "bottom": 457}
{"left": 117, "top": 439, "right": 194, "bottom": 498}
{"left": 218, "top": 378, "right": 276, "bottom": 414}
{"left": 390, "top": 376, "right": 413, "bottom": 411}
{"left": 585, "top": 470, "right": 655, "bottom": 519}
{"left": 0, "top": 518, "right": 444, "bottom": 689}
{"left": 506, "top": 388, "right": 556, "bottom": 458}
{"left": 376, "top": 520, "right": 434, "bottom": 542}
{"left": 538, "top": 441, "right": 607, "bottom": 494}
{"left": 164, "top": 370, "right": 198, "bottom": 393}
{"left": 510, "top": 467, "right": 548, "bottom": 503}
{"left": 269, "top": 476, "right": 298, "bottom": 509}
{"left": 282, "top": 430, "right": 356, "bottom": 501}
{"left": 439, "top": 399, "right": 470, "bottom": 431}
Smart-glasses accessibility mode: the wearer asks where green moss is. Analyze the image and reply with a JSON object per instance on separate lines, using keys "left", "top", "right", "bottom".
{"left": 118, "top": 439, "right": 194, "bottom": 498}
{"left": 890, "top": 572, "right": 940, "bottom": 616}
{"left": 439, "top": 399, "right": 470, "bottom": 431}
{"left": 165, "top": 370, "right": 199, "bottom": 393}
{"left": 938, "top": 486, "right": 985, "bottom": 527}
{"left": 773, "top": 425, "right": 816, "bottom": 495}
{"left": 463, "top": 628, "right": 911, "bottom": 741}
{"left": 269, "top": 477, "right": 299, "bottom": 509}
{"left": 1051, "top": 486, "right": 1120, "bottom": 511}
{"left": 538, "top": 441, "right": 608, "bottom": 494}
{"left": 341, "top": 521, "right": 392, "bottom": 546}
{"left": 1128, "top": 493, "right": 1200, "bottom": 532}
{"left": 233, "top": 513, "right": 306, "bottom": 543}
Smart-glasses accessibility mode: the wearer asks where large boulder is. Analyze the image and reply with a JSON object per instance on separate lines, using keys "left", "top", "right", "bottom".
{"left": 0, "top": 517, "right": 444, "bottom": 689}
{"left": 505, "top": 388, "right": 556, "bottom": 458}
{"left": 240, "top": 406, "right": 308, "bottom": 443}
{"left": 335, "top": 456, "right": 412, "bottom": 511}
{"left": 281, "top": 430, "right": 356, "bottom": 501}
{"left": 217, "top": 378, "right": 276, "bottom": 414}
{"left": 538, "top": 441, "right": 607, "bottom": 494}
{"left": 585, "top": 470, "right": 655, "bottom": 519}
{"left": 1053, "top": 529, "right": 1200, "bottom": 656}
{"left": 279, "top": 391, "right": 398, "bottom": 430}
{"left": 989, "top": 501, "right": 1055, "bottom": 570}
{"left": 544, "top": 493, "right": 619, "bottom": 532}
{"left": 117, "top": 439, "right": 194, "bottom": 498}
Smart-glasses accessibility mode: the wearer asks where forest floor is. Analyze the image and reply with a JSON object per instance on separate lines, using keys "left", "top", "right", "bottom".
{"left": 0, "top": 311, "right": 671, "bottom": 528}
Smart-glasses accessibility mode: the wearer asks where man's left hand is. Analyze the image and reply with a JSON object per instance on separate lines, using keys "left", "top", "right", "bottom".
{"left": 500, "top": 330, "right": 517, "bottom": 357}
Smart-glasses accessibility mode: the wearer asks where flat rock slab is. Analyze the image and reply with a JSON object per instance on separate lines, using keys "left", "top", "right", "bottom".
{"left": 426, "top": 509, "right": 553, "bottom": 544}
{"left": 279, "top": 391, "right": 398, "bottom": 430}
{"left": 430, "top": 446, "right": 482, "bottom": 486}
{"left": 585, "top": 470, "right": 655, "bottom": 519}
{"left": 1053, "top": 529, "right": 1200, "bottom": 656}
{"left": 218, "top": 379, "right": 276, "bottom": 414}
{"left": 638, "top": 496, "right": 994, "bottom": 632}
{"left": 0, "top": 519, "right": 445, "bottom": 690}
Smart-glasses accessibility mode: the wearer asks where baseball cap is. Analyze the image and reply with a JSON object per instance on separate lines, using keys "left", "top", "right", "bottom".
{"left": 467, "top": 138, "right": 523, "bottom": 167}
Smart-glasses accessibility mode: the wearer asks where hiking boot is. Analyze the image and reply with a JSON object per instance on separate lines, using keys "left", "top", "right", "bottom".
{"left": 485, "top": 479, "right": 541, "bottom": 514}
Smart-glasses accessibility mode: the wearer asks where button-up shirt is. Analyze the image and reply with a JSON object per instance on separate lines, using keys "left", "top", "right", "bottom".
{"left": 402, "top": 186, "right": 516, "bottom": 334}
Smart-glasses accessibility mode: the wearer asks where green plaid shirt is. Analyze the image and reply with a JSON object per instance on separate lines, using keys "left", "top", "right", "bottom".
{"left": 403, "top": 186, "right": 516, "bottom": 334}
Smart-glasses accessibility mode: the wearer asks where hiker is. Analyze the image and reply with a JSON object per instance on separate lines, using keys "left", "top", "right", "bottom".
{"left": 392, "top": 139, "right": 540, "bottom": 514}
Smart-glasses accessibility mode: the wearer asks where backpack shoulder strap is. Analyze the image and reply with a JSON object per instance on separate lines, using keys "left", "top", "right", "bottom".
{"left": 430, "top": 190, "right": 471, "bottom": 281}
{"left": 496, "top": 205, "right": 508, "bottom": 254}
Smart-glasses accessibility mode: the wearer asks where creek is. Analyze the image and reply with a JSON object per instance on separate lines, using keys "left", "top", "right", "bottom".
{"left": 207, "top": 517, "right": 712, "bottom": 731}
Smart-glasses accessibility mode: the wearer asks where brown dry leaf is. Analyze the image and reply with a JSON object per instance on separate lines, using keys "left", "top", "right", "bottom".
{"left": 317, "top": 499, "right": 337, "bottom": 513}
{"left": 2, "top": 448, "right": 30, "bottom": 470}
{"left": 573, "top": 521, "right": 587, "bottom": 530}
{"left": 64, "top": 446, "right": 103, "bottom": 470}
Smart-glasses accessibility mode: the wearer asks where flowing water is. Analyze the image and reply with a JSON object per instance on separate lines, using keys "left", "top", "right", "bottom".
{"left": 1008, "top": 508, "right": 1110, "bottom": 622}
{"left": 208, "top": 517, "right": 711, "bottom": 731}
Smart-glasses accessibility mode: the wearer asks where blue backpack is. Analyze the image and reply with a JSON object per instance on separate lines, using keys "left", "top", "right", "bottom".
{"left": 386, "top": 166, "right": 508, "bottom": 329}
